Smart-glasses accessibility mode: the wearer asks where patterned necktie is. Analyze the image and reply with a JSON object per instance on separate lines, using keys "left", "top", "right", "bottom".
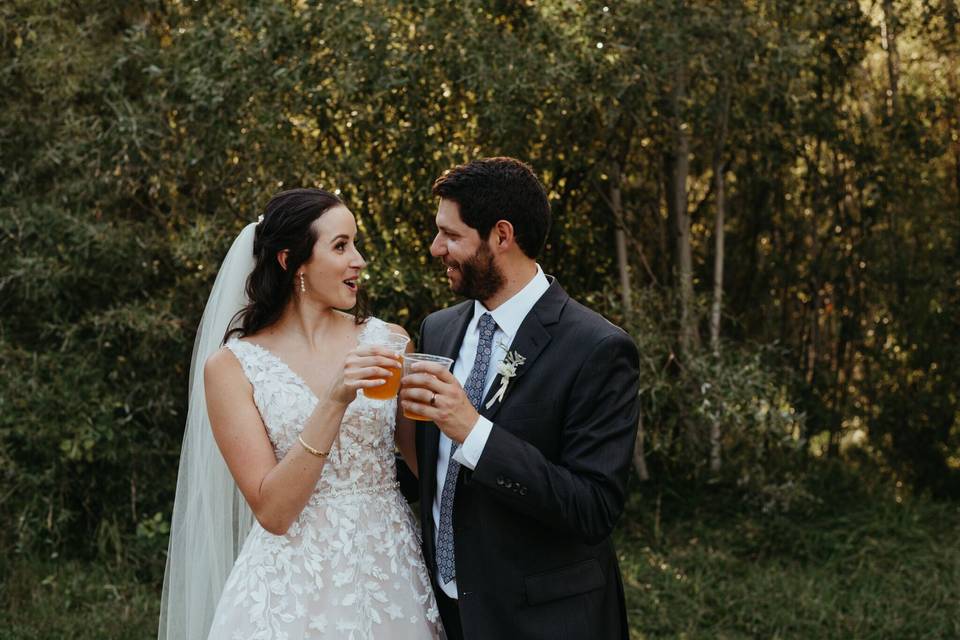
{"left": 436, "top": 312, "right": 497, "bottom": 584}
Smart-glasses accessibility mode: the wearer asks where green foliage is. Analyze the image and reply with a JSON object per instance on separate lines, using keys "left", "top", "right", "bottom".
{"left": 0, "top": 0, "right": 957, "bottom": 587}
{"left": 0, "top": 0, "right": 623, "bottom": 561}
{"left": 620, "top": 287, "right": 810, "bottom": 510}
{"left": 576, "top": 0, "right": 960, "bottom": 495}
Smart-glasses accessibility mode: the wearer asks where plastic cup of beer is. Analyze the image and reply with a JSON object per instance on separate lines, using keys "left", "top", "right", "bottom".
{"left": 360, "top": 332, "right": 410, "bottom": 400}
{"left": 402, "top": 353, "right": 454, "bottom": 421}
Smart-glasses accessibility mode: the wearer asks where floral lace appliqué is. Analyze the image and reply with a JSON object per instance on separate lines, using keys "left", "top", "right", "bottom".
{"left": 208, "top": 318, "right": 442, "bottom": 640}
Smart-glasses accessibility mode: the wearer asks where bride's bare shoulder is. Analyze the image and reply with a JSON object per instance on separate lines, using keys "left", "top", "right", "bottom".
{"left": 204, "top": 345, "right": 246, "bottom": 385}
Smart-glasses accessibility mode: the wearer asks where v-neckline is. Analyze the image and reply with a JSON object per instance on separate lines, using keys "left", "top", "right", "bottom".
{"left": 235, "top": 318, "right": 377, "bottom": 404}
{"left": 239, "top": 340, "right": 323, "bottom": 403}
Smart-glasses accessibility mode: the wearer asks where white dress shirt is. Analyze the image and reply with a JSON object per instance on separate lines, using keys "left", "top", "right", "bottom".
{"left": 433, "top": 264, "right": 551, "bottom": 598}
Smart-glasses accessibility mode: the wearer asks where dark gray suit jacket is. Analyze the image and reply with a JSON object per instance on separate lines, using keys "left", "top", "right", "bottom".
{"left": 415, "top": 278, "right": 640, "bottom": 640}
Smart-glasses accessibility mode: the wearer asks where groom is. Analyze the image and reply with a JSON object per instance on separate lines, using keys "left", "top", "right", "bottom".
{"left": 400, "top": 157, "right": 641, "bottom": 639}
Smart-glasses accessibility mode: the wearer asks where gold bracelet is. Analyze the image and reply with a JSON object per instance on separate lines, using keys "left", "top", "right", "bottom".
{"left": 298, "top": 434, "right": 329, "bottom": 458}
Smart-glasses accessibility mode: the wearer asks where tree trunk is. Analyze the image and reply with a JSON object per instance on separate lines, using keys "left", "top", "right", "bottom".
{"left": 708, "top": 83, "right": 731, "bottom": 475}
{"left": 633, "top": 405, "right": 650, "bottom": 481}
{"left": 802, "top": 137, "right": 825, "bottom": 390}
{"left": 708, "top": 163, "right": 726, "bottom": 356}
{"left": 664, "top": 62, "right": 697, "bottom": 360}
{"left": 828, "top": 315, "right": 852, "bottom": 457}
{"left": 882, "top": 0, "right": 901, "bottom": 122}
{"left": 616, "top": 228, "right": 631, "bottom": 307}
{"left": 951, "top": 74, "right": 960, "bottom": 214}
{"left": 709, "top": 84, "right": 731, "bottom": 356}
{"left": 656, "top": 198, "right": 670, "bottom": 287}
{"left": 610, "top": 161, "right": 632, "bottom": 319}
{"left": 956, "top": 145, "right": 960, "bottom": 214}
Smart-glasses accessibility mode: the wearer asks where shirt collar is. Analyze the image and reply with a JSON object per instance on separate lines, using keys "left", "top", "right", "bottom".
{"left": 471, "top": 264, "right": 550, "bottom": 341}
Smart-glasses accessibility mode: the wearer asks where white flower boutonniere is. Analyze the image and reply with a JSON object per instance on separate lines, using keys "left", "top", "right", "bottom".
{"left": 485, "top": 350, "right": 526, "bottom": 409}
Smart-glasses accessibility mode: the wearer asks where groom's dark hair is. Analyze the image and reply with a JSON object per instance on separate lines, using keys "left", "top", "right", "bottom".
{"left": 432, "top": 157, "right": 551, "bottom": 260}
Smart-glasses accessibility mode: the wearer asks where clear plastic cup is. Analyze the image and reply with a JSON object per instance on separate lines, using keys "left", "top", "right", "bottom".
{"left": 401, "top": 353, "right": 454, "bottom": 420}
{"left": 360, "top": 332, "right": 410, "bottom": 400}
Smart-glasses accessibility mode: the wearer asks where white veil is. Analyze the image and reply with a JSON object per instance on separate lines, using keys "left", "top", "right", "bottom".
{"left": 158, "top": 222, "right": 258, "bottom": 640}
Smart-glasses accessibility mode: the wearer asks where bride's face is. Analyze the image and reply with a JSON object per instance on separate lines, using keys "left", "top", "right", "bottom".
{"left": 298, "top": 205, "right": 366, "bottom": 309}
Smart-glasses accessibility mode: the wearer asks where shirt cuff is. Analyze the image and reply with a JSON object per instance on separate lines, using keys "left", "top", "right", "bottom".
{"left": 452, "top": 416, "right": 493, "bottom": 470}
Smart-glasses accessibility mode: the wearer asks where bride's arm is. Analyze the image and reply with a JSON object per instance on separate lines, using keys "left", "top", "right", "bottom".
{"left": 204, "top": 349, "right": 346, "bottom": 535}
{"left": 204, "top": 345, "right": 396, "bottom": 535}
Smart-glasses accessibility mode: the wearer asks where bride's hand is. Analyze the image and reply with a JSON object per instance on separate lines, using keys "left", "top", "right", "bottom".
{"left": 327, "top": 345, "right": 402, "bottom": 405}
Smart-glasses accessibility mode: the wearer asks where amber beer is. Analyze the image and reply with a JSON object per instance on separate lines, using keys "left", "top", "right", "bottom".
{"left": 360, "top": 333, "right": 410, "bottom": 400}
{"left": 403, "top": 394, "right": 431, "bottom": 422}
{"left": 363, "top": 359, "right": 403, "bottom": 400}
{"left": 401, "top": 353, "right": 454, "bottom": 421}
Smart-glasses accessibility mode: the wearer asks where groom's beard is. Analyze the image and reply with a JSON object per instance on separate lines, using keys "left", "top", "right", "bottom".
{"left": 449, "top": 242, "right": 505, "bottom": 302}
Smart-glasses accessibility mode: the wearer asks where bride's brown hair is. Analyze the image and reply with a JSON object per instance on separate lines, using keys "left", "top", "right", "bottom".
{"left": 225, "top": 188, "right": 369, "bottom": 341}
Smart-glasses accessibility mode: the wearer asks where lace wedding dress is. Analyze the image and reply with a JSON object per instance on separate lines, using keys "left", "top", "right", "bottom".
{"left": 206, "top": 317, "right": 443, "bottom": 640}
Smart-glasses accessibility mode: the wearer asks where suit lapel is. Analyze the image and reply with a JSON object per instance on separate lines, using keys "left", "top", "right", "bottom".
{"left": 437, "top": 303, "right": 474, "bottom": 363}
{"left": 480, "top": 278, "right": 568, "bottom": 422}
{"left": 423, "top": 302, "right": 474, "bottom": 490}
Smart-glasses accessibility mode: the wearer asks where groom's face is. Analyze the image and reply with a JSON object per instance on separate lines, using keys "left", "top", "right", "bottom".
{"left": 431, "top": 198, "right": 505, "bottom": 301}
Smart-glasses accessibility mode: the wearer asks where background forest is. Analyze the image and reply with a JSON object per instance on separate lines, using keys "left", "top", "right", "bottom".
{"left": 2, "top": 0, "right": 959, "bottom": 638}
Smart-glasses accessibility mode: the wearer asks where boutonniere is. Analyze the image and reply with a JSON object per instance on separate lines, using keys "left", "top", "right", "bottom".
{"left": 485, "top": 350, "right": 526, "bottom": 409}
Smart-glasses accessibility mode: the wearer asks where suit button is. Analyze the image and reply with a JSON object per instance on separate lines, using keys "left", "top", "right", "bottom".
{"left": 519, "top": 487, "right": 528, "bottom": 496}
{"left": 496, "top": 476, "right": 505, "bottom": 487}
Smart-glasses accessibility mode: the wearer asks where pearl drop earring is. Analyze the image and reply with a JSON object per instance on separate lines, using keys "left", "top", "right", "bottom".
{"left": 299, "top": 273, "right": 306, "bottom": 293}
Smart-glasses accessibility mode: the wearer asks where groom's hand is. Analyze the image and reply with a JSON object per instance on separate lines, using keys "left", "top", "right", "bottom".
{"left": 400, "top": 362, "right": 478, "bottom": 443}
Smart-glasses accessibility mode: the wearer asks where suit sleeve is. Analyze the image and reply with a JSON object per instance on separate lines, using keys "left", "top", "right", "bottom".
{"left": 469, "top": 331, "right": 641, "bottom": 544}
{"left": 395, "top": 316, "right": 426, "bottom": 503}
{"left": 412, "top": 313, "right": 435, "bottom": 501}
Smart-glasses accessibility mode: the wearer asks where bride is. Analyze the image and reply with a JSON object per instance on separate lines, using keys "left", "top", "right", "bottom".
{"left": 158, "top": 188, "right": 443, "bottom": 639}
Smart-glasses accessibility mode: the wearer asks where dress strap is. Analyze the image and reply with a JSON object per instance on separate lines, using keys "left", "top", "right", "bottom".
{"left": 358, "top": 316, "right": 390, "bottom": 343}
{"left": 223, "top": 339, "right": 260, "bottom": 387}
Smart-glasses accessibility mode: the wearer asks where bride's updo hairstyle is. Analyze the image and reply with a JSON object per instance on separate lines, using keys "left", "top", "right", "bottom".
{"left": 226, "top": 188, "right": 369, "bottom": 341}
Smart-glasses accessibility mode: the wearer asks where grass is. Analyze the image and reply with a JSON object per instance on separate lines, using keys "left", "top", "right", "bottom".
{"left": 616, "top": 473, "right": 960, "bottom": 639}
{"left": 1, "top": 471, "right": 957, "bottom": 639}
{"left": 0, "top": 557, "right": 159, "bottom": 640}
